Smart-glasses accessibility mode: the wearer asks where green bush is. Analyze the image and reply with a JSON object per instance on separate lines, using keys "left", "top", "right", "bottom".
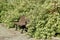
{"left": 0, "top": 0, "right": 60, "bottom": 39}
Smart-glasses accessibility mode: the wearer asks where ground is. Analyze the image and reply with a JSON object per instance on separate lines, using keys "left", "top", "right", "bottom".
{"left": 0, "top": 23, "right": 60, "bottom": 40}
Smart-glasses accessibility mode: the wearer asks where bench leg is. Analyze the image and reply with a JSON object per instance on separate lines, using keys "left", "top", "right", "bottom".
{"left": 15, "top": 25, "right": 18, "bottom": 31}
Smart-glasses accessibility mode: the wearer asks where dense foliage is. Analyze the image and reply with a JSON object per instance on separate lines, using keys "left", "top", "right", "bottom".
{"left": 0, "top": 0, "right": 60, "bottom": 39}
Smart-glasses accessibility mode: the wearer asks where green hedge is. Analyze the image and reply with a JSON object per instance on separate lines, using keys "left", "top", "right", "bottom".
{"left": 0, "top": 0, "right": 60, "bottom": 39}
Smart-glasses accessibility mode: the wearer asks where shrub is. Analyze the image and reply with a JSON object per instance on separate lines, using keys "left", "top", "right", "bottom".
{"left": 0, "top": 0, "right": 60, "bottom": 39}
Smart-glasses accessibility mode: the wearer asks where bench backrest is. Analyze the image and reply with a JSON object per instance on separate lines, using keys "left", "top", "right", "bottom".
{"left": 18, "top": 16, "right": 27, "bottom": 26}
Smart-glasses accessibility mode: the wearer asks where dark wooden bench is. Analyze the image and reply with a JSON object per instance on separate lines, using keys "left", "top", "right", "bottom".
{"left": 14, "top": 16, "right": 29, "bottom": 33}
